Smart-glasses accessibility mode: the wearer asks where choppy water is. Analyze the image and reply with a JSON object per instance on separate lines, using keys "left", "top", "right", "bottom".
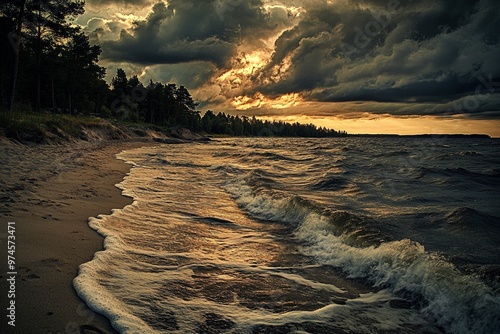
{"left": 74, "top": 137, "right": 500, "bottom": 334}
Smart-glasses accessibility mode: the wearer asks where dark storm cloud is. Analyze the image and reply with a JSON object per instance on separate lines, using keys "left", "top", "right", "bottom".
{"left": 99, "top": 0, "right": 284, "bottom": 67}
{"left": 252, "top": 0, "right": 500, "bottom": 118}
{"left": 100, "top": 1, "right": 232, "bottom": 66}
{"left": 86, "top": 0, "right": 500, "bottom": 119}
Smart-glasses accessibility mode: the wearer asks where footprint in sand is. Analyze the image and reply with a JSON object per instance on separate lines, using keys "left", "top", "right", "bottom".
{"left": 18, "top": 267, "right": 41, "bottom": 281}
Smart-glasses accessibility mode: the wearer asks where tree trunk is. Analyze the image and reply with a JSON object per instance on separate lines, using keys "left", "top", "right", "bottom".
{"left": 8, "top": 0, "right": 26, "bottom": 112}
{"left": 51, "top": 74, "right": 56, "bottom": 112}
{"left": 150, "top": 104, "right": 154, "bottom": 123}
{"left": 36, "top": 21, "right": 41, "bottom": 112}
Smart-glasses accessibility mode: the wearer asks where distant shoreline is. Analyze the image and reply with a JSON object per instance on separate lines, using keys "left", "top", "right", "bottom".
{"left": 347, "top": 133, "right": 492, "bottom": 139}
{"left": 0, "top": 112, "right": 493, "bottom": 145}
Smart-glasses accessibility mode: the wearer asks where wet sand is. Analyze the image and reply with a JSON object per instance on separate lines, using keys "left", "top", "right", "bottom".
{"left": 0, "top": 139, "right": 156, "bottom": 333}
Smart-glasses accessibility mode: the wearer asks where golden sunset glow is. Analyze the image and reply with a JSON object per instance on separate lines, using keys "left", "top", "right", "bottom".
{"left": 216, "top": 49, "right": 271, "bottom": 96}
{"left": 77, "top": 0, "right": 500, "bottom": 137}
{"left": 231, "top": 93, "right": 303, "bottom": 110}
{"left": 259, "top": 115, "right": 500, "bottom": 137}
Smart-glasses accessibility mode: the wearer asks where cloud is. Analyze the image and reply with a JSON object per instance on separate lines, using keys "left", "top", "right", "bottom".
{"left": 81, "top": 0, "right": 500, "bottom": 121}
{"left": 243, "top": 0, "right": 500, "bottom": 118}
{"left": 140, "top": 62, "right": 219, "bottom": 89}
{"left": 95, "top": 0, "right": 292, "bottom": 68}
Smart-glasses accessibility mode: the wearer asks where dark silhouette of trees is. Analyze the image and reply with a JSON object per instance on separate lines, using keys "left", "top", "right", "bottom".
{"left": 107, "top": 69, "right": 201, "bottom": 129}
{"left": 1, "top": 0, "right": 26, "bottom": 111}
{"left": 0, "top": 0, "right": 97, "bottom": 113}
{"left": 25, "top": 0, "right": 85, "bottom": 111}
{"left": 63, "top": 31, "right": 106, "bottom": 114}
{"left": 0, "top": 1, "right": 345, "bottom": 138}
{"left": 111, "top": 68, "right": 127, "bottom": 98}
{"left": 197, "top": 111, "right": 343, "bottom": 137}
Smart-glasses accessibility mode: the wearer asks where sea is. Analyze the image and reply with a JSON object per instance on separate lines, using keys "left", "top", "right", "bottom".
{"left": 73, "top": 136, "right": 500, "bottom": 334}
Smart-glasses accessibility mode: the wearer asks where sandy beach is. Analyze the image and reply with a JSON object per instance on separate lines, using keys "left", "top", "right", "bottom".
{"left": 0, "top": 138, "right": 156, "bottom": 334}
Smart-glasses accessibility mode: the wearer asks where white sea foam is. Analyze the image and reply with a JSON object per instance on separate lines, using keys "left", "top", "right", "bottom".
{"left": 224, "top": 172, "right": 500, "bottom": 333}
{"left": 74, "top": 217, "right": 159, "bottom": 334}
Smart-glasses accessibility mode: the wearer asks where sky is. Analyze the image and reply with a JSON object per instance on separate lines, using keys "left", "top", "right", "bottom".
{"left": 76, "top": 0, "right": 500, "bottom": 136}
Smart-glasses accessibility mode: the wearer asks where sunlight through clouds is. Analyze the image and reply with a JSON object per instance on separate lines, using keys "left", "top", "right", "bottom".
{"left": 78, "top": 0, "right": 500, "bottom": 135}
{"left": 217, "top": 50, "right": 272, "bottom": 95}
{"left": 231, "top": 92, "right": 303, "bottom": 110}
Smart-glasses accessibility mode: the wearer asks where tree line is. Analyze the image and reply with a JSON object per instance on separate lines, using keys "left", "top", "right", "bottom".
{"left": 1, "top": 0, "right": 108, "bottom": 115}
{"left": 0, "top": 1, "right": 346, "bottom": 137}
{"left": 108, "top": 68, "right": 346, "bottom": 137}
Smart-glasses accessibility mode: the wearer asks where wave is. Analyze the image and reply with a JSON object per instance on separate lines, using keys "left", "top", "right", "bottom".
{"left": 209, "top": 163, "right": 245, "bottom": 175}
{"left": 438, "top": 208, "right": 500, "bottom": 247}
{"left": 297, "top": 232, "right": 500, "bottom": 334}
{"left": 458, "top": 151, "right": 482, "bottom": 156}
{"left": 243, "top": 169, "right": 282, "bottom": 191}
{"left": 311, "top": 145, "right": 334, "bottom": 150}
{"left": 444, "top": 207, "right": 500, "bottom": 230}
{"left": 224, "top": 173, "right": 500, "bottom": 334}
{"left": 245, "top": 151, "right": 316, "bottom": 163}
{"left": 436, "top": 151, "right": 483, "bottom": 160}
{"left": 147, "top": 157, "right": 208, "bottom": 169}
{"left": 225, "top": 172, "right": 389, "bottom": 247}
{"left": 373, "top": 150, "right": 411, "bottom": 157}
{"left": 310, "top": 172, "right": 350, "bottom": 191}
{"left": 74, "top": 208, "right": 155, "bottom": 334}
{"left": 444, "top": 167, "right": 497, "bottom": 178}
{"left": 489, "top": 168, "right": 500, "bottom": 177}
{"left": 408, "top": 166, "right": 499, "bottom": 183}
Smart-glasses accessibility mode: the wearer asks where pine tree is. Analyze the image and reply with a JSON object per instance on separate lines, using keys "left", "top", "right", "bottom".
{"left": 24, "top": 0, "right": 84, "bottom": 112}
{"left": 1, "top": 0, "right": 86, "bottom": 112}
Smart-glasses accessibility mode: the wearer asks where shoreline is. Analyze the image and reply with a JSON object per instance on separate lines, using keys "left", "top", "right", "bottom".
{"left": 0, "top": 139, "right": 157, "bottom": 333}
